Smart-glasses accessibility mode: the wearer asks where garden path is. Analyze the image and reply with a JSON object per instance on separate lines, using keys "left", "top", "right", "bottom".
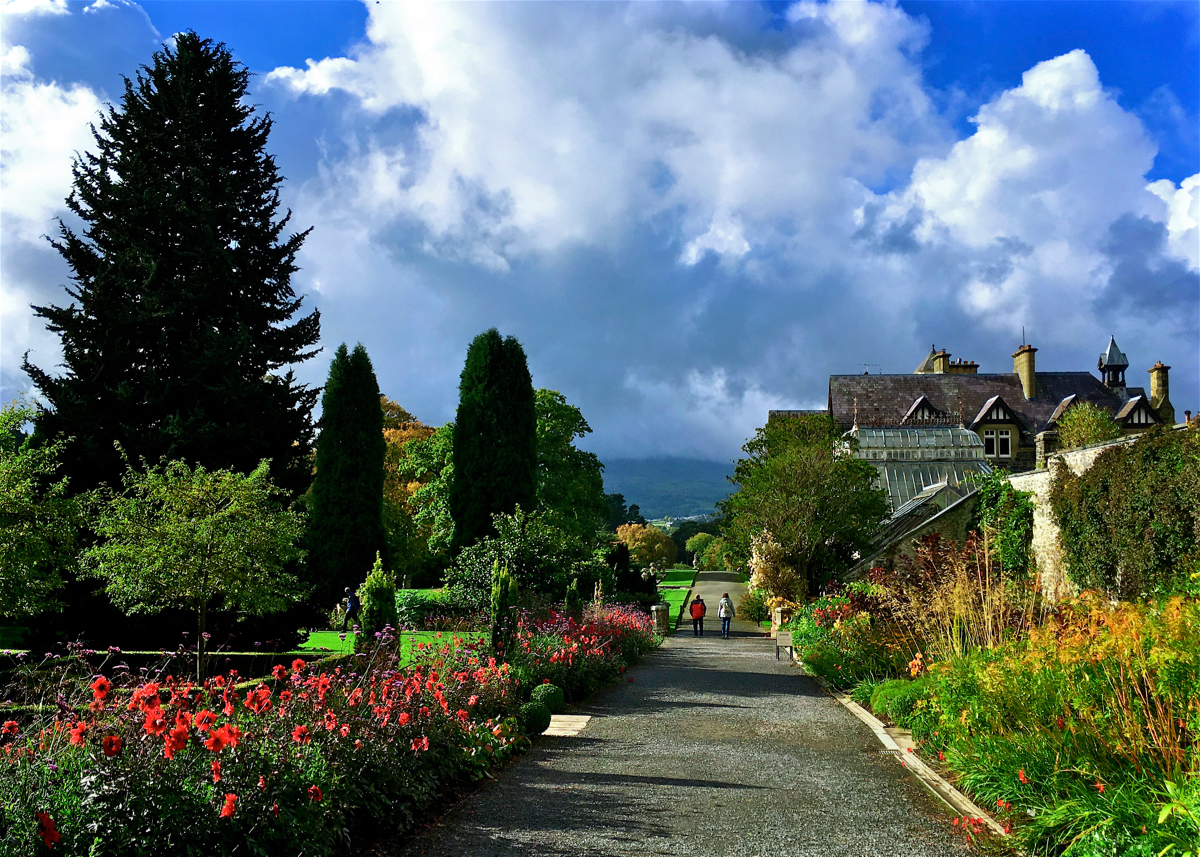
{"left": 395, "top": 570, "right": 969, "bottom": 857}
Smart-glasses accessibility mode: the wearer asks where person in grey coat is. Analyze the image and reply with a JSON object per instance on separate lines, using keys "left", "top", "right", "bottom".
{"left": 717, "top": 593, "right": 736, "bottom": 639}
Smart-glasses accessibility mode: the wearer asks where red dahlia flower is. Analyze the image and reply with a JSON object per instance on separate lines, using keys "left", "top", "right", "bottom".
{"left": 68, "top": 722, "right": 87, "bottom": 747}
{"left": 308, "top": 785, "right": 323, "bottom": 802}
{"left": 291, "top": 658, "right": 306, "bottom": 672}
{"left": 219, "top": 793, "right": 237, "bottom": 818}
{"left": 2, "top": 720, "right": 17, "bottom": 736}
{"left": 36, "top": 811, "right": 62, "bottom": 849}
{"left": 163, "top": 725, "right": 189, "bottom": 759}
{"left": 194, "top": 710, "right": 217, "bottom": 731}
{"left": 292, "top": 725, "right": 311, "bottom": 744}
{"left": 89, "top": 676, "right": 112, "bottom": 701}
{"left": 101, "top": 735, "right": 123, "bottom": 757}
{"left": 272, "top": 664, "right": 288, "bottom": 680}
{"left": 212, "top": 759, "right": 221, "bottom": 782}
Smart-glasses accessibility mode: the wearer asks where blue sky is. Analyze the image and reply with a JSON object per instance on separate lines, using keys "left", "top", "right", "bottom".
{"left": 2, "top": 0, "right": 1197, "bottom": 462}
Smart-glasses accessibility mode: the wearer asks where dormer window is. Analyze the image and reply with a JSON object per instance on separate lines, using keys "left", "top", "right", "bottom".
{"left": 983, "top": 429, "right": 1011, "bottom": 458}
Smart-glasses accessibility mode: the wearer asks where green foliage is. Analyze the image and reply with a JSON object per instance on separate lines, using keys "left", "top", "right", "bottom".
{"left": 357, "top": 554, "right": 398, "bottom": 638}
{"left": 685, "top": 532, "right": 716, "bottom": 561}
{"left": 449, "top": 508, "right": 604, "bottom": 605}
{"left": 1057, "top": 401, "right": 1122, "bottom": 451}
{"left": 736, "top": 589, "right": 770, "bottom": 624}
{"left": 530, "top": 683, "right": 564, "bottom": 713}
{"left": 84, "top": 457, "right": 304, "bottom": 679}
{"left": 564, "top": 578, "right": 583, "bottom": 619}
{"left": 970, "top": 468, "right": 1035, "bottom": 577}
{"left": 308, "top": 343, "right": 387, "bottom": 606}
{"left": 672, "top": 518, "right": 721, "bottom": 560}
{"left": 395, "top": 423, "right": 456, "bottom": 559}
{"left": 535, "top": 389, "right": 608, "bottom": 546}
{"left": 23, "top": 32, "right": 319, "bottom": 499}
{"left": 450, "top": 329, "right": 537, "bottom": 551}
{"left": 490, "top": 563, "right": 519, "bottom": 657}
{"left": 604, "top": 493, "right": 645, "bottom": 530}
{"left": 0, "top": 401, "right": 82, "bottom": 617}
{"left": 720, "top": 413, "right": 889, "bottom": 598}
{"left": 615, "top": 523, "right": 677, "bottom": 568}
{"left": 1050, "top": 425, "right": 1200, "bottom": 599}
{"left": 519, "top": 701, "right": 552, "bottom": 735}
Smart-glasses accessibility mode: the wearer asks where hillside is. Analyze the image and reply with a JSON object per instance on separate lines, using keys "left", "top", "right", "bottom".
{"left": 601, "top": 457, "right": 735, "bottom": 520}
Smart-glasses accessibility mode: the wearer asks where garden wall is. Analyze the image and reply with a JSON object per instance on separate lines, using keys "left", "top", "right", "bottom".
{"left": 1006, "top": 434, "right": 1140, "bottom": 603}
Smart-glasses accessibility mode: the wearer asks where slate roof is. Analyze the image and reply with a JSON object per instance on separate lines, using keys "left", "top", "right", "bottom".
{"left": 828, "top": 372, "right": 1140, "bottom": 436}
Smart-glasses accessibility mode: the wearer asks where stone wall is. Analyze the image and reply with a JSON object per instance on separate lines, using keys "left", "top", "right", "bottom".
{"left": 1007, "top": 435, "right": 1140, "bottom": 602}
{"left": 884, "top": 491, "right": 979, "bottom": 570}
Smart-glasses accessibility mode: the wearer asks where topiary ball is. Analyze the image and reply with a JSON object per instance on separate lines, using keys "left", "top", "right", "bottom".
{"left": 530, "top": 683, "right": 564, "bottom": 713}
{"left": 519, "top": 701, "right": 552, "bottom": 736}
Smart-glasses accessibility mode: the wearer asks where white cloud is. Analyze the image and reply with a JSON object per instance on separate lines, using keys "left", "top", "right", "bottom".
{"left": 0, "top": 43, "right": 103, "bottom": 379}
{"left": 1147, "top": 175, "right": 1200, "bottom": 270}
{"left": 0, "top": 0, "right": 67, "bottom": 17}
{"left": 269, "top": 1, "right": 943, "bottom": 268}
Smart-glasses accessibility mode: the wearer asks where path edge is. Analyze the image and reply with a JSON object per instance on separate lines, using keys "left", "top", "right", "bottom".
{"left": 803, "top": 667, "right": 1008, "bottom": 838}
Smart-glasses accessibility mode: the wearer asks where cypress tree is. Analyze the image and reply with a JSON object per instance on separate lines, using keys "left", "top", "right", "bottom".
{"left": 23, "top": 32, "right": 320, "bottom": 497}
{"left": 450, "top": 329, "right": 537, "bottom": 550}
{"left": 307, "top": 343, "right": 387, "bottom": 607}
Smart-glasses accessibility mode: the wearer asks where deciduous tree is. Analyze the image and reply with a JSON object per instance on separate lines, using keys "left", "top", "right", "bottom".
{"left": 85, "top": 458, "right": 303, "bottom": 680}
{"left": 720, "top": 413, "right": 888, "bottom": 599}
{"left": 616, "top": 523, "right": 677, "bottom": 568}
{"left": 1056, "top": 401, "right": 1121, "bottom": 451}
{"left": 535, "top": 389, "right": 607, "bottom": 546}
{"left": 0, "top": 401, "right": 82, "bottom": 617}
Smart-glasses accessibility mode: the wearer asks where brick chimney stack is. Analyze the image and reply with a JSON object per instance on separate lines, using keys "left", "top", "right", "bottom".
{"left": 1149, "top": 362, "right": 1175, "bottom": 424}
{"left": 1013, "top": 344, "right": 1037, "bottom": 400}
{"left": 932, "top": 350, "right": 951, "bottom": 374}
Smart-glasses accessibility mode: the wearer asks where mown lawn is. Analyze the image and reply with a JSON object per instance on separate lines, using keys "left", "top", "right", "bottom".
{"left": 659, "top": 568, "right": 696, "bottom": 586}
{"left": 298, "top": 629, "right": 488, "bottom": 664}
{"left": 658, "top": 588, "right": 690, "bottom": 632}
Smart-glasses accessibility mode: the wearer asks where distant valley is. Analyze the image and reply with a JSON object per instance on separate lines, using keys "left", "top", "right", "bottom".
{"left": 601, "top": 457, "right": 735, "bottom": 520}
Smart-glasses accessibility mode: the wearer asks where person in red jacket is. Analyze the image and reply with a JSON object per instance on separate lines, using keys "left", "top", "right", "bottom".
{"left": 689, "top": 596, "right": 707, "bottom": 637}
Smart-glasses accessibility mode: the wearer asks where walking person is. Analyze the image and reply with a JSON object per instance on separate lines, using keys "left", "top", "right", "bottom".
{"left": 690, "top": 596, "right": 707, "bottom": 637}
{"left": 718, "top": 592, "right": 735, "bottom": 639}
{"left": 341, "top": 587, "right": 361, "bottom": 633}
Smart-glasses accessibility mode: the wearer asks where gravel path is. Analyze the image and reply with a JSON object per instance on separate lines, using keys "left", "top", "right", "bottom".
{"left": 398, "top": 571, "right": 969, "bottom": 857}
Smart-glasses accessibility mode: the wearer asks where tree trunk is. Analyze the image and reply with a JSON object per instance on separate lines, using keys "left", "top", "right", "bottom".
{"left": 197, "top": 602, "right": 207, "bottom": 683}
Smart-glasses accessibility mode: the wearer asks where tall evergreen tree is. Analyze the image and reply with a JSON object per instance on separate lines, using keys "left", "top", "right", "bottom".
{"left": 307, "top": 344, "right": 387, "bottom": 606}
{"left": 450, "top": 329, "right": 537, "bottom": 551}
{"left": 23, "top": 32, "right": 320, "bottom": 497}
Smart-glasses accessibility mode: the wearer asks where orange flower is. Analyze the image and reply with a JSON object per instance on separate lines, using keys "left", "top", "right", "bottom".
{"left": 2, "top": 720, "right": 18, "bottom": 736}
{"left": 219, "top": 793, "right": 237, "bottom": 818}
{"left": 68, "top": 722, "right": 87, "bottom": 747}
{"left": 101, "top": 735, "right": 123, "bottom": 757}
{"left": 1095, "top": 780, "right": 1105, "bottom": 794}
{"left": 1018, "top": 769, "right": 1028, "bottom": 785}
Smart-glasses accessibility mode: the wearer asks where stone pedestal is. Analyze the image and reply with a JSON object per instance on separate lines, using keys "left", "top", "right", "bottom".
{"left": 770, "top": 606, "right": 794, "bottom": 639}
{"left": 651, "top": 604, "right": 671, "bottom": 636}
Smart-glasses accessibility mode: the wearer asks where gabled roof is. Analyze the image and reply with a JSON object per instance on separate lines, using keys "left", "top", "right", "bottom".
{"left": 829, "top": 371, "right": 1132, "bottom": 435}
{"left": 1046, "top": 394, "right": 1077, "bottom": 428}
{"left": 901, "top": 395, "right": 946, "bottom": 424}
{"left": 969, "top": 395, "right": 1020, "bottom": 429}
{"left": 1115, "top": 395, "right": 1159, "bottom": 426}
{"left": 1099, "top": 336, "right": 1129, "bottom": 370}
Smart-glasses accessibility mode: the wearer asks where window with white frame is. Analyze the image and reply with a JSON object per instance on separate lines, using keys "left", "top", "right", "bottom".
{"left": 998, "top": 429, "right": 1011, "bottom": 457}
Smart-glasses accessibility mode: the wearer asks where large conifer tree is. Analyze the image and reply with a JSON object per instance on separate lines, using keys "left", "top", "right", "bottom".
{"left": 307, "top": 344, "right": 387, "bottom": 606}
{"left": 450, "top": 329, "right": 537, "bottom": 551}
{"left": 23, "top": 32, "right": 320, "bottom": 496}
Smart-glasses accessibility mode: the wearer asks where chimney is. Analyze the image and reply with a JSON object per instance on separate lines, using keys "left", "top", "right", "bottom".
{"left": 1148, "top": 362, "right": 1175, "bottom": 424}
{"left": 1013, "top": 344, "right": 1037, "bottom": 400}
{"left": 947, "top": 358, "right": 979, "bottom": 375}
{"left": 932, "top": 350, "right": 951, "bottom": 374}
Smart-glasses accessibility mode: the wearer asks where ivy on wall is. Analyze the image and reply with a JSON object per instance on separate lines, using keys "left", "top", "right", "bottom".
{"left": 1049, "top": 425, "right": 1200, "bottom": 600}
{"left": 970, "top": 469, "right": 1035, "bottom": 577}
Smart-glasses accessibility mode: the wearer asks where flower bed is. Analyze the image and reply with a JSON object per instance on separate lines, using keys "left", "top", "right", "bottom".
{"left": 0, "top": 605, "right": 659, "bottom": 855}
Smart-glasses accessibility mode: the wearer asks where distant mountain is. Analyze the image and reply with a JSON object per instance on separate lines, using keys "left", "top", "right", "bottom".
{"left": 601, "top": 457, "right": 735, "bottom": 520}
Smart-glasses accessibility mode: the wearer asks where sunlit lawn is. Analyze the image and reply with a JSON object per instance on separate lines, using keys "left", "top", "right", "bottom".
{"left": 658, "top": 588, "right": 690, "bottom": 632}
{"left": 298, "top": 629, "right": 488, "bottom": 664}
{"left": 659, "top": 568, "right": 696, "bottom": 586}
